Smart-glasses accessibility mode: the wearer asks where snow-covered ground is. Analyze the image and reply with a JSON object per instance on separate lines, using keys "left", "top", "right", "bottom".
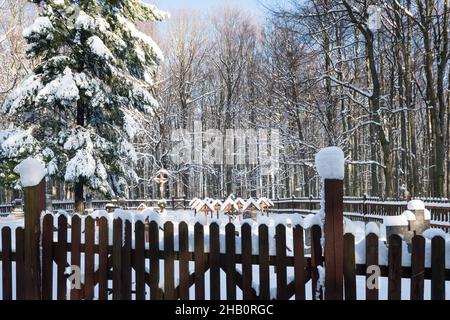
{"left": 0, "top": 209, "right": 448, "bottom": 300}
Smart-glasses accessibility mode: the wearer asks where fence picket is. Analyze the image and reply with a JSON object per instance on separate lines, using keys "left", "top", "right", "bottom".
{"left": 431, "top": 236, "right": 445, "bottom": 300}
{"left": 241, "top": 223, "right": 253, "bottom": 300}
{"left": 194, "top": 222, "right": 205, "bottom": 300}
{"left": 209, "top": 222, "right": 220, "bottom": 300}
{"left": 121, "top": 220, "right": 132, "bottom": 300}
{"left": 293, "top": 225, "right": 305, "bottom": 300}
{"left": 15, "top": 227, "right": 24, "bottom": 300}
{"left": 365, "top": 233, "right": 379, "bottom": 300}
{"left": 149, "top": 220, "right": 160, "bottom": 300}
{"left": 56, "top": 215, "right": 67, "bottom": 300}
{"left": 42, "top": 214, "right": 54, "bottom": 300}
{"left": 310, "top": 225, "right": 322, "bottom": 300}
{"left": 98, "top": 217, "right": 109, "bottom": 300}
{"left": 225, "top": 223, "right": 236, "bottom": 300}
{"left": 134, "top": 220, "right": 145, "bottom": 300}
{"left": 112, "top": 218, "right": 123, "bottom": 300}
{"left": 84, "top": 216, "right": 95, "bottom": 300}
{"left": 2, "top": 227, "right": 12, "bottom": 300}
{"left": 164, "top": 222, "right": 175, "bottom": 300}
{"left": 178, "top": 222, "right": 189, "bottom": 300}
{"left": 275, "top": 224, "right": 287, "bottom": 300}
{"left": 388, "top": 234, "right": 402, "bottom": 300}
{"left": 343, "top": 233, "right": 356, "bottom": 300}
{"left": 410, "top": 235, "right": 425, "bottom": 300}
{"left": 258, "top": 224, "right": 270, "bottom": 300}
{"left": 70, "top": 215, "right": 81, "bottom": 300}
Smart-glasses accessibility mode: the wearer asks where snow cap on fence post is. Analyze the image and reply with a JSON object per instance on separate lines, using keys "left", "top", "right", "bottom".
{"left": 14, "top": 157, "right": 46, "bottom": 187}
{"left": 15, "top": 157, "right": 46, "bottom": 299}
{"left": 315, "top": 146, "right": 345, "bottom": 300}
{"left": 315, "top": 147, "right": 345, "bottom": 180}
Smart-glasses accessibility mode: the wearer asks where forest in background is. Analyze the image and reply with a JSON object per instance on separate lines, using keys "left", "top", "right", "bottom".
{"left": 0, "top": 0, "right": 449, "bottom": 201}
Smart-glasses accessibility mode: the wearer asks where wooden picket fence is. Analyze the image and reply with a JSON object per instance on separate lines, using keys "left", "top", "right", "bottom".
{"left": 0, "top": 214, "right": 448, "bottom": 300}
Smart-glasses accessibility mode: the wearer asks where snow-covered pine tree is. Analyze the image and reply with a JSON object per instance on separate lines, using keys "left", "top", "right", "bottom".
{"left": 0, "top": 0, "right": 168, "bottom": 212}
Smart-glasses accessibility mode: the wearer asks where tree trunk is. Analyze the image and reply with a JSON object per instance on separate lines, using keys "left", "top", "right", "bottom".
{"left": 417, "top": 0, "right": 443, "bottom": 196}
{"left": 74, "top": 182, "right": 84, "bottom": 213}
{"left": 447, "top": 66, "right": 450, "bottom": 198}
{"left": 75, "top": 96, "right": 85, "bottom": 213}
{"left": 342, "top": 0, "right": 393, "bottom": 197}
{"left": 436, "top": 0, "right": 449, "bottom": 197}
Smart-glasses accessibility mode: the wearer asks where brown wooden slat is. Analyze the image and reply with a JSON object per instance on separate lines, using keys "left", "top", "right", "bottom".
{"left": 178, "top": 222, "right": 189, "bottom": 300}
{"left": 98, "top": 217, "right": 109, "bottom": 300}
{"left": 15, "top": 227, "right": 24, "bottom": 300}
{"left": 431, "top": 236, "right": 445, "bottom": 300}
{"left": 23, "top": 179, "right": 45, "bottom": 300}
{"left": 70, "top": 215, "right": 81, "bottom": 300}
{"left": 112, "top": 218, "right": 123, "bottom": 300}
{"left": 121, "top": 220, "right": 132, "bottom": 300}
{"left": 343, "top": 233, "right": 356, "bottom": 300}
{"left": 2, "top": 227, "right": 12, "bottom": 300}
{"left": 241, "top": 223, "right": 253, "bottom": 300}
{"left": 311, "top": 225, "right": 322, "bottom": 300}
{"left": 194, "top": 222, "right": 205, "bottom": 300}
{"left": 164, "top": 222, "right": 175, "bottom": 300}
{"left": 275, "top": 224, "right": 287, "bottom": 300}
{"left": 42, "top": 214, "right": 54, "bottom": 300}
{"left": 324, "top": 179, "right": 344, "bottom": 300}
{"left": 365, "top": 233, "right": 379, "bottom": 300}
{"left": 134, "top": 220, "right": 145, "bottom": 300}
{"left": 149, "top": 221, "right": 160, "bottom": 300}
{"left": 84, "top": 217, "right": 95, "bottom": 300}
{"left": 57, "top": 215, "right": 68, "bottom": 300}
{"left": 209, "top": 222, "right": 220, "bottom": 300}
{"left": 258, "top": 224, "right": 270, "bottom": 300}
{"left": 225, "top": 223, "right": 236, "bottom": 300}
{"left": 388, "top": 234, "right": 402, "bottom": 300}
{"left": 293, "top": 225, "right": 305, "bottom": 300}
{"left": 410, "top": 235, "right": 425, "bottom": 300}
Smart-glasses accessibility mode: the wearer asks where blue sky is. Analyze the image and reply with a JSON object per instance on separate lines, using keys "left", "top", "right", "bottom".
{"left": 151, "top": 0, "right": 269, "bottom": 17}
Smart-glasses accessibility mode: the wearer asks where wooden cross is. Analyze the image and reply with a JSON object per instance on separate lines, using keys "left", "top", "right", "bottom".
{"left": 153, "top": 170, "right": 168, "bottom": 199}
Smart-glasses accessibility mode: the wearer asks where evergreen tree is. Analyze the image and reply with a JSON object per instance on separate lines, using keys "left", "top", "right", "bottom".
{"left": 0, "top": 0, "right": 168, "bottom": 212}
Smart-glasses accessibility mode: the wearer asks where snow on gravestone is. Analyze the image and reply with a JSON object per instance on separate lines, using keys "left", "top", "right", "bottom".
{"left": 407, "top": 199, "right": 425, "bottom": 211}
{"left": 14, "top": 157, "right": 46, "bottom": 187}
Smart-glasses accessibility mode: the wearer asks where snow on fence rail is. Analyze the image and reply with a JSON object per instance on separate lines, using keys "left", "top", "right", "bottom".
{"left": 0, "top": 214, "right": 448, "bottom": 300}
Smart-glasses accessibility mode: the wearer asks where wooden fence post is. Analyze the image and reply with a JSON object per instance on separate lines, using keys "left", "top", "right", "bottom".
{"left": 324, "top": 179, "right": 344, "bottom": 300}
{"left": 24, "top": 178, "right": 45, "bottom": 300}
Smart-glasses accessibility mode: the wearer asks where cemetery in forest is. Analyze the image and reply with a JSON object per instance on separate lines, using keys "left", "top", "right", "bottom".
{"left": 0, "top": 0, "right": 448, "bottom": 302}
